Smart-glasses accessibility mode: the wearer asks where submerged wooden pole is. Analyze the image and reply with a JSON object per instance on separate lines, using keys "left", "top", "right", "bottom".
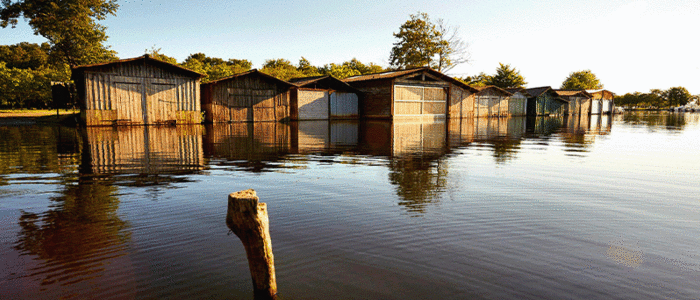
{"left": 226, "top": 189, "right": 277, "bottom": 300}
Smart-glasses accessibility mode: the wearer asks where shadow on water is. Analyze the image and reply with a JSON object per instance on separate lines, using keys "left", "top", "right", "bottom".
{"left": 619, "top": 110, "right": 691, "bottom": 131}
{"left": 14, "top": 176, "right": 131, "bottom": 287}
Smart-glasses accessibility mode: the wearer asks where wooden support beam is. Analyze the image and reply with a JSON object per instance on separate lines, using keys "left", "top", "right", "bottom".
{"left": 226, "top": 189, "right": 277, "bottom": 300}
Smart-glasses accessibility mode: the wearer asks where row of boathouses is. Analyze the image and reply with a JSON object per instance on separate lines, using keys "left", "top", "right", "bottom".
{"left": 71, "top": 55, "right": 615, "bottom": 126}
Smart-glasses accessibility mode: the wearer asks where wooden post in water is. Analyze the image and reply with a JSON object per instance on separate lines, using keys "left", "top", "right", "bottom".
{"left": 226, "top": 189, "right": 277, "bottom": 300}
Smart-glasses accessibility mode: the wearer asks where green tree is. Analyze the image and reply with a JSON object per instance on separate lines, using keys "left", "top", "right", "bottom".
{"left": 561, "top": 70, "right": 603, "bottom": 90}
{"left": 297, "top": 57, "right": 321, "bottom": 77}
{"left": 0, "top": 61, "right": 67, "bottom": 108}
{"left": 260, "top": 58, "right": 305, "bottom": 81}
{"left": 341, "top": 58, "right": 384, "bottom": 75}
{"left": 1, "top": 0, "right": 119, "bottom": 67}
{"left": 484, "top": 63, "right": 527, "bottom": 88}
{"left": 663, "top": 87, "right": 692, "bottom": 107}
{"left": 319, "top": 63, "right": 361, "bottom": 79}
{"left": 180, "top": 52, "right": 252, "bottom": 82}
{"left": 145, "top": 47, "right": 178, "bottom": 64}
{"left": 0, "top": 42, "right": 51, "bottom": 69}
{"left": 389, "top": 12, "right": 467, "bottom": 72}
{"left": 457, "top": 72, "right": 490, "bottom": 87}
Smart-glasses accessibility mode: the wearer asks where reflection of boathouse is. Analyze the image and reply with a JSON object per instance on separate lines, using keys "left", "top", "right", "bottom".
{"left": 85, "top": 126, "right": 204, "bottom": 175}
{"left": 72, "top": 55, "right": 205, "bottom": 126}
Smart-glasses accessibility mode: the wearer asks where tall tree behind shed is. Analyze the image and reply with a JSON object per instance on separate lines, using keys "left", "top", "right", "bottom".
{"left": 1, "top": 0, "right": 119, "bottom": 67}
{"left": 561, "top": 70, "right": 603, "bottom": 90}
{"left": 389, "top": 12, "right": 469, "bottom": 72}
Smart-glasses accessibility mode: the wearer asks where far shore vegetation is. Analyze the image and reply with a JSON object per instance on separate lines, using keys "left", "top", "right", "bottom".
{"left": 1, "top": 0, "right": 698, "bottom": 111}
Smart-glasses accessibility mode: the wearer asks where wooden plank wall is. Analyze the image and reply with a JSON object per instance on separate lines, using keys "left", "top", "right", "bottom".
{"left": 204, "top": 75, "right": 289, "bottom": 123}
{"left": 81, "top": 63, "right": 200, "bottom": 126}
{"left": 298, "top": 89, "right": 329, "bottom": 120}
{"left": 448, "top": 84, "right": 474, "bottom": 119}
{"left": 330, "top": 92, "right": 359, "bottom": 119}
{"left": 346, "top": 79, "right": 393, "bottom": 118}
{"left": 509, "top": 94, "right": 527, "bottom": 116}
{"left": 394, "top": 85, "right": 447, "bottom": 119}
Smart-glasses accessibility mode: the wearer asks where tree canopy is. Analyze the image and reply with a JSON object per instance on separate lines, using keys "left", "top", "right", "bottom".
{"left": 561, "top": 70, "right": 603, "bottom": 90}
{"left": 389, "top": 12, "right": 468, "bottom": 72}
{"left": 663, "top": 87, "right": 692, "bottom": 107}
{"left": 484, "top": 63, "right": 527, "bottom": 88}
{"left": 1, "top": 0, "right": 118, "bottom": 67}
{"left": 614, "top": 87, "right": 693, "bottom": 108}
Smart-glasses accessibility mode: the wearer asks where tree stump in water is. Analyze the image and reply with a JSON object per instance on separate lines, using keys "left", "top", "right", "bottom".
{"left": 226, "top": 189, "right": 277, "bottom": 300}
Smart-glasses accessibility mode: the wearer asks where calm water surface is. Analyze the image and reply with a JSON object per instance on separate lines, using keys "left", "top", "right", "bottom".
{"left": 1, "top": 112, "right": 699, "bottom": 299}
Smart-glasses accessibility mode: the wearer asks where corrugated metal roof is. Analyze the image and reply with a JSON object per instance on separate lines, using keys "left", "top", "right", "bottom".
{"left": 72, "top": 54, "right": 205, "bottom": 78}
{"left": 288, "top": 75, "right": 361, "bottom": 93}
{"left": 505, "top": 88, "right": 532, "bottom": 97}
{"left": 554, "top": 90, "right": 593, "bottom": 98}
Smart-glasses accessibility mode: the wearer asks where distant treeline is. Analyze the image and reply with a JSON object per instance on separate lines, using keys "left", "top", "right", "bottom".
{"left": 615, "top": 87, "right": 698, "bottom": 108}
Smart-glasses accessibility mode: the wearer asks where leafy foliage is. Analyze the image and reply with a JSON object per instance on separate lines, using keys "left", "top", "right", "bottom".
{"left": 614, "top": 87, "right": 693, "bottom": 108}
{"left": 484, "top": 63, "right": 527, "bottom": 88}
{"left": 180, "top": 52, "right": 252, "bottom": 83}
{"left": 0, "top": 61, "right": 69, "bottom": 108}
{"left": 389, "top": 12, "right": 468, "bottom": 72}
{"left": 260, "top": 58, "right": 306, "bottom": 81}
{"left": 1, "top": 0, "right": 119, "bottom": 67}
{"left": 561, "top": 70, "right": 603, "bottom": 90}
{"left": 0, "top": 42, "right": 50, "bottom": 69}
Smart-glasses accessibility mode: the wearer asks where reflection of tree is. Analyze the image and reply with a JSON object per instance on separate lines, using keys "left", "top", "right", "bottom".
{"left": 490, "top": 138, "right": 522, "bottom": 164}
{"left": 14, "top": 177, "right": 130, "bottom": 285}
{"left": 621, "top": 112, "right": 687, "bottom": 130}
{"left": 388, "top": 155, "right": 447, "bottom": 215}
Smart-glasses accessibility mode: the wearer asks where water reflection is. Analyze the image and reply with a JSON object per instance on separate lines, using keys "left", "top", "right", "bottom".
{"left": 84, "top": 125, "right": 205, "bottom": 186}
{"left": 204, "top": 122, "right": 291, "bottom": 172}
{"left": 620, "top": 111, "right": 693, "bottom": 130}
{"left": 14, "top": 176, "right": 130, "bottom": 287}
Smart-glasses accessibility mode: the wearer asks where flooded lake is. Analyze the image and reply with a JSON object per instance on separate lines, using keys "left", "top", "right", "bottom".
{"left": 1, "top": 112, "right": 699, "bottom": 299}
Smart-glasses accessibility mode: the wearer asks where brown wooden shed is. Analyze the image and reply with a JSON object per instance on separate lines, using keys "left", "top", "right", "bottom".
{"left": 554, "top": 90, "right": 593, "bottom": 116}
{"left": 588, "top": 90, "right": 615, "bottom": 114}
{"left": 288, "top": 75, "right": 361, "bottom": 120}
{"left": 343, "top": 67, "right": 477, "bottom": 120}
{"left": 72, "top": 55, "right": 205, "bottom": 126}
{"left": 201, "top": 70, "right": 295, "bottom": 123}
{"left": 473, "top": 86, "right": 513, "bottom": 117}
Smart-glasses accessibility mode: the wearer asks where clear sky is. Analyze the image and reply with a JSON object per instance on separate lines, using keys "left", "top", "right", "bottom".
{"left": 2, "top": 0, "right": 698, "bottom": 94}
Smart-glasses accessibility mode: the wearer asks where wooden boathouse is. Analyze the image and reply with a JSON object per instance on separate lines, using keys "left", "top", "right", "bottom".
{"left": 288, "top": 75, "right": 361, "bottom": 120}
{"left": 588, "top": 90, "right": 615, "bottom": 114}
{"left": 200, "top": 70, "right": 295, "bottom": 123}
{"left": 343, "top": 67, "right": 478, "bottom": 120}
{"left": 473, "top": 86, "right": 513, "bottom": 117}
{"left": 555, "top": 90, "right": 593, "bottom": 116}
{"left": 505, "top": 88, "right": 530, "bottom": 116}
{"left": 72, "top": 55, "right": 205, "bottom": 126}
{"left": 524, "top": 86, "right": 568, "bottom": 116}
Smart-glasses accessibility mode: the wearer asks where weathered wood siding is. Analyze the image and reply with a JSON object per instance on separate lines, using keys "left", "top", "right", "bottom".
{"left": 330, "top": 92, "right": 359, "bottom": 119}
{"left": 393, "top": 85, "right": 447, "bottom": 119}
{"left": 602, "top": 100, "right": 612, "bottom": 114}
{"left": 509, "top": 93, "right": 527, "bottom": 116}
{"left": 297, "top": 89, "right": 329, "bottom": 120}
{"left": 86, "top": 125, "right": 204, "bottom": 174}
{"left": 202, "top": 74, "right": 290, "bottom": 123}
{"left": 347, "top": 79, "right": 393, "bottom": 118}
{"left": 79, "top": 64, "right": 201, "bottom": 126}
{"left": 448, "top": 84, "right": 475, "bottom": 119}
{"left": 591, "top": 99, "right": 602, "bottom": 114}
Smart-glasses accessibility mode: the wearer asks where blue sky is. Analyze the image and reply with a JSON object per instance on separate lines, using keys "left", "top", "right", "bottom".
{"left": 2, "top": 0, "right": 699, "bottom": 94}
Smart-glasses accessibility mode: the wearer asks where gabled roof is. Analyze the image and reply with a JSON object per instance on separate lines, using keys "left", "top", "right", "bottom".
{"left": 524, "top": 86, "right": 553, "bottom": 98}
{"left": 72, "top": 54, "right": 205, "bottom": 78}
{"left": 202, "top": 69, "right": 296, "bottom": 88}
{"left": 472, "top": 85, "right": 513, "bottom": 96}
{"left": 505, "top": 88, "right": 531, "bottom": 97}
{"left": 288, "top": 75, "right": 361, "bottom": 93}
{"left": 554, "top": 89, "right": 593, "bottom": 98}
{"left": 343, "top": 67, "right": 479, "bottom": 93}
